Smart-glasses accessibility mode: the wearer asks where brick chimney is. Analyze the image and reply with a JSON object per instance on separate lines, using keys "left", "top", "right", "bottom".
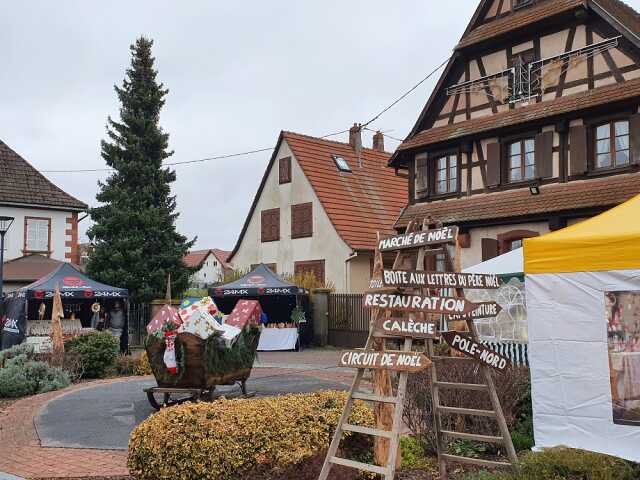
{"left": 349, "top": 123, "right": 362, "bottom": 153}
{"left": 372, "top": 131, "right": 385, "bottom": 152}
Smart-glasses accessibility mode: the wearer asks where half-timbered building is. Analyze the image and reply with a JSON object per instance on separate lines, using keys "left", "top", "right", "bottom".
{"left": 390, "top": 0, "right": 640, "bottom": 268}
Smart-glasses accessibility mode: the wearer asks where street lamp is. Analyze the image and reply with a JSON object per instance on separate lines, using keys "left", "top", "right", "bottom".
{"left": 0, "top": 215, "right": 15, "bottom": 316}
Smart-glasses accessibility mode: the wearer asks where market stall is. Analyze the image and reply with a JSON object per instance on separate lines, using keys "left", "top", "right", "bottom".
{"left": 209, "top": 264, "right": 311, "bottom": 351}
{"left": 1, "top": 262, "right": 129, "bottom": 351}
{"left": 524, "top": 194, "right": 640, "bottom": 462}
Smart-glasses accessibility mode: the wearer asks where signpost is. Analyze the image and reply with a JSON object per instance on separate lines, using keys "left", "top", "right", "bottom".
{"left": 442, "top": 331, "right": 511, "bottom": 372}
{"left": 339, "top": 349, "right": 432, "bottom": 373}
{"left": 446, "top": 301, "right": 502, "bottom": 320}
{"left": 373, "top": 317, "right": 437, "bottom": 339}
{"left": 374, "top": 270, "right": 501, "bottom": 290}
{"left": 363, "top": 292, "right": 478, "bottom": 316}
{"left": 377, "top": 226, "right": 458, "bottom": 252}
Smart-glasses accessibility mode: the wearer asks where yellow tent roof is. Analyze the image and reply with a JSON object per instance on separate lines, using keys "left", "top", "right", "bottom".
{"left": 524, "top": 194, "right": 640, "bottom": 274}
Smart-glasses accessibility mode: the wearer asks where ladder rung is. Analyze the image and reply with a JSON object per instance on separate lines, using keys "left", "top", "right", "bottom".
{"left": 434, "top": 381, "right": 488, "bottom": 391}
{"left": 330, "top": 456, "right": 390, "bottom": 475}
{"left": 342, "top": 423, "right": 393, "bottom": 439}
{"left": 442, "top": 453, "right": 512, "bottom": 468}
{"left": 352, "top": 392, "right": 398, "bottom": 404}
{"left": 437, "top": 406, "right": 496, "bottom": 417}
{"left": 432, "top": 355, "right": 476, "bottom": 362}
{"left": 441, "top": 430, "right": 503, "bottom": 443}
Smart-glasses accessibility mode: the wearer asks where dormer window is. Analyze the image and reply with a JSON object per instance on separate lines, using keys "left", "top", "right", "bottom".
{"left": 333, "top": 155, "right": 352, "bottom": 172}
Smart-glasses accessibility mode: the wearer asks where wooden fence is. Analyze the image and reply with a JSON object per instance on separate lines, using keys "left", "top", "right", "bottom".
{"left": 327, "top": 293, "right": 370, "bottom": 348}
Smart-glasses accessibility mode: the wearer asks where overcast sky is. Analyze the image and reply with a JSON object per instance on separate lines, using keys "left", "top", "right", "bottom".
{"left": 3, "top": 1, "right": 637, "bottom": 251}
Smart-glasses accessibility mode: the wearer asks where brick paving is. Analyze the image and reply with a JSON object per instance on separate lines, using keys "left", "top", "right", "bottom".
{"left": 0, "top": 350, "right": 354, "bottom": 479}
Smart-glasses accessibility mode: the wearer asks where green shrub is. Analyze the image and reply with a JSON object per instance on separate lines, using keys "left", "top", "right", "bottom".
{"left": 128, "top": 390, "right": 373, "bottom": 480}
{"left": 0, "top": 358, "right": 70, "bottom": 398}
{"left": 65, "top": 331, "right": 119, "bottom": 378}
{"left": 0, "top": 343, "right": 35, "bottom": 366}
{"left": 400, "top": 436, "right": 432, "bottom": 469}
{"left": 135, "top": 351, "right": 153, "bottom": 376}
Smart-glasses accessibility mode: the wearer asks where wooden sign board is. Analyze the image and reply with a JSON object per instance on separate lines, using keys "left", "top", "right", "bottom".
{"left": 442, "top": 331, "right": 511, "bottom": 372}
{"left": 375, "top": 270, "right": 501, "bottom": 290}
{"left": 378, "top": 226, "right": 458, "bottom": 252}
{"left": 339, "top": 350, "right": 432, "bottom": 373}
{"left": 446, "top": 301, "right": 502, "bottom": 320}
{"left": 373, "top": 317, "right": 438, "bottom": 339}
{"left": 363, "top": 292, "right": 477, "bottom": 316}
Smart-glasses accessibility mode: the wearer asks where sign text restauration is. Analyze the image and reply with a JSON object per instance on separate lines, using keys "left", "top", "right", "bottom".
{"left": 363, "top": 292, "right": 477, "bottom": 315}
{"left": 378, "top": 226, "right": 458, "bottom": 252}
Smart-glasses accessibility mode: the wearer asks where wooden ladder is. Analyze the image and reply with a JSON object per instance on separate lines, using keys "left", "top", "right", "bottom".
{"left": 318, "top": 219, "right": 428, "bottom": 480}
{"left": 428, "top": 230, "right": 518, "bottom": 478}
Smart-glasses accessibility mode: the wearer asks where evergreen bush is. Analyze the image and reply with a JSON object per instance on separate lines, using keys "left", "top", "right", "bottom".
{"left": 65, "top": 331, "right": 119, "bottom": 378}
{"left": 128, "top": 391, "right": 373, "bottom": 480}
{"left": 0, "top": 357, "right": 70, "bottom": 398}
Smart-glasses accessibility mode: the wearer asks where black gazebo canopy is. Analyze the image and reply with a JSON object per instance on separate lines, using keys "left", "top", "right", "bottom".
{"left": 210, "top": 264, "right": 306, "bottom": 298}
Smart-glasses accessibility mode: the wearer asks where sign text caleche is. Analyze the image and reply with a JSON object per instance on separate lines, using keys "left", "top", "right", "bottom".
{"left": 339, "top": 350, "right": 432, "bottom": 373}
{"left": 442, "top": 331, "right": 510, "bottom": 372}
{"left": 374, "top": 317, "right": 437, "bottom": 339}
{"left": 378, "top": 226, "right": 458, "bottom": 252}
{"left": 363, "top": 292, "right": 477, "bottom": 315}
{"left": 379, "top": 270, "right": 501, "bottom": 290}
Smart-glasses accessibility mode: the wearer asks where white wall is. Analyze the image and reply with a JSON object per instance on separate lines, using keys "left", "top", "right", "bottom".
{"left": 0, "top": 205, "right": 73, "bottom": 262}
{"left": 190, "top": 252, "right": 225, "bottom": 287}
{"left": 462, "top": 221, "right": 550, "bottom": 270}
{"left": 231, "top": 140, "right": 353, "bottom": 292}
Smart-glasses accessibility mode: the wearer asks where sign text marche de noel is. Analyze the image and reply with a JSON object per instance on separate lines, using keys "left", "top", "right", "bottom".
{"left": 378, "top": 226, "right": 458, "bottom": 252}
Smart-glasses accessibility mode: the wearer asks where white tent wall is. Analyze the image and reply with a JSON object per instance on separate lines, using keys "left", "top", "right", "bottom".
{"left": 527, "top": 269, "right": 640, "bottom": 462}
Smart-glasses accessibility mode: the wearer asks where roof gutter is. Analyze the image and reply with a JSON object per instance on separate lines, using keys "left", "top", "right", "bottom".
{"left": 0, "top": 201, "right": 87, "bottom": 213}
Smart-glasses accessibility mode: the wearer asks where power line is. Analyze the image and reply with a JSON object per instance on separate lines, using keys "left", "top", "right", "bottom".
{"left": 361, "top": 56, "right": 450, "bottom": 129}
{"left": 38, "top": 55, "right": 451, "bottom": 174}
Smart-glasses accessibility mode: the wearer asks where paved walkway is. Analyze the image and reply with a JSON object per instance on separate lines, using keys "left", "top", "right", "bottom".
{"left": 0, "top": 349, "right": 352, "bottom": 479}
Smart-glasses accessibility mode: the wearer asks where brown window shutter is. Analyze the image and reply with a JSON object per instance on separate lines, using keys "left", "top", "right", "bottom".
{"left": 261, "top": 211, "right": 269, "bottom": 242}
{"left": 486, "top": 143, "right": 501, "bottom": 187}
{"left": 272, "top": 209, "right": 280, "bottom": 240}
{"left": 415, "top": 153, "right": 429, "bottom": 198}
{"left": 291, "top": 205, "right": 299, "bottom": 238}
{"left": 304, "top": 204, "right": 312, "bottom": 236}
{"left": 535, "top": 131, "right": 554, "bottom": 178}
{"left": 279, "top": 157, "right": 291, "bottom": 184}
{"left": 569, "top": 125, "right": 588, "bottom": 175}
{"left": 630, "top": 114, "right": 640, "bottom": 165}
{"left": 481, "top": 238, "right": 499, "bottom": 261}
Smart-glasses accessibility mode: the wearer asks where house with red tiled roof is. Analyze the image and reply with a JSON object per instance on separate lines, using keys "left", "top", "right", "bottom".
{"left": 228, "top": 128, "right": 407, "bottom": 293}
{"left": 1, "top": 140, "right": 87, "bottom": 293}
{"left": 184, "top": 248, "right": 232, "bottom": 288}
{"left": 389, "top": 0, "right": 640, "bottom": 268}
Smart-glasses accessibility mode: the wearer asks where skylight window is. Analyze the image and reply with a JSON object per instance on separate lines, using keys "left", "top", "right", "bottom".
{"left": 332, "top": 155, "right": 352, "bottom": 172}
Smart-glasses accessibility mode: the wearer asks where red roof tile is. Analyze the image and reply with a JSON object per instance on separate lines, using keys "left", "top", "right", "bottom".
{"left": 282, "top": 132, "right": 407, "bottom": 251}
{"left": 184, "top": 249, "right": 232, "bottom": 270}
{"left": 395, "top": 78, "right": 640, "bottom": 155}
{"left": 2, "top": 255, "right": 64, "bottom": 282}
{"left": 457, "top": 0, "right": 585, "bottom": 50}
{"left": 395, "top": 171, "right": 640, "bottom": 228}
{"left": 0, "top": 140, "right": 87, "bottom": 211}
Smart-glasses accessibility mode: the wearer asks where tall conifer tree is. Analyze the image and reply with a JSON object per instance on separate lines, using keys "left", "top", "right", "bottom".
{"left": 87, "top": 37, "right": 195, "bottom": 302}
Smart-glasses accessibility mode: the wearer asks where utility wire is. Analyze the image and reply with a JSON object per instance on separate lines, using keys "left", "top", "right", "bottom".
{"left": 38, "top": 55, "right": 451, "bottom": 174}
{"left": 361, "top": 56, "right": 450, "bottom": 129}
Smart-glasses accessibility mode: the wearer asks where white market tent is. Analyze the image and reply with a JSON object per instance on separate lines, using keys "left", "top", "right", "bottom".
{"left": 524, "top": 194, "right": 640, "bottom": 462}
{"left": 464, "top": 247, "right": 523, "bottom": 276}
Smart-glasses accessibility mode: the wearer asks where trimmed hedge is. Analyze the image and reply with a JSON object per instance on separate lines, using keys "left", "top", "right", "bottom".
{"left": 0, "top": 355, "right": 70, "bottom": 398}
{"left": 128, "top": 390, "right": 373, "bottom": 480}
{"left": 65, "top": 331, "right": 119, "bottom": 378}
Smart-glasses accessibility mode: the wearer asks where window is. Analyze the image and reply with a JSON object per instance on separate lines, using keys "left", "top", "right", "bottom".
{"left": 497, "top": 229, "right": 539, "bottom": 254}
{"left": 513, "top": 0, "right": 534, "bottom": 10}
{"left": 25, "top": 217, "right": 51, "bottom": 253}
{"left": 294, "top": 260, "right": 325, "bottom": 283}
{"left": 595, "top": 120, "right": 630, "bottom": 169}
{"left": 332, "top": 155, "right": 352, "bottom": 172}
{"left": 279, "top": 157, "right": 292, "bottom": 184}
{"left": 265, "top": 263, "right": 277, "bottom": 273}
{"left": 434, "top": 154, "right": 458, "bottom": 194}
{"left": 508, "top": 138, "right": 535, "bottom": 182}
{"left": 261, "top": 209, "right": 280, "bottom": 242}
{"left": 291, "top": 203, "right": 313, "bottom": 239}
{"left": 213, "top": 260, "right": 218, "bottom": 267}
{"left": 415, "top": 153, "right": 429, "bottom": 199}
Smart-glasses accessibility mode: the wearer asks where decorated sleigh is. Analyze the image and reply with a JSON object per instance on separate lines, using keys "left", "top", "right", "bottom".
{"left": 143, "top": 297, "right": 262, "bottom": 410}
